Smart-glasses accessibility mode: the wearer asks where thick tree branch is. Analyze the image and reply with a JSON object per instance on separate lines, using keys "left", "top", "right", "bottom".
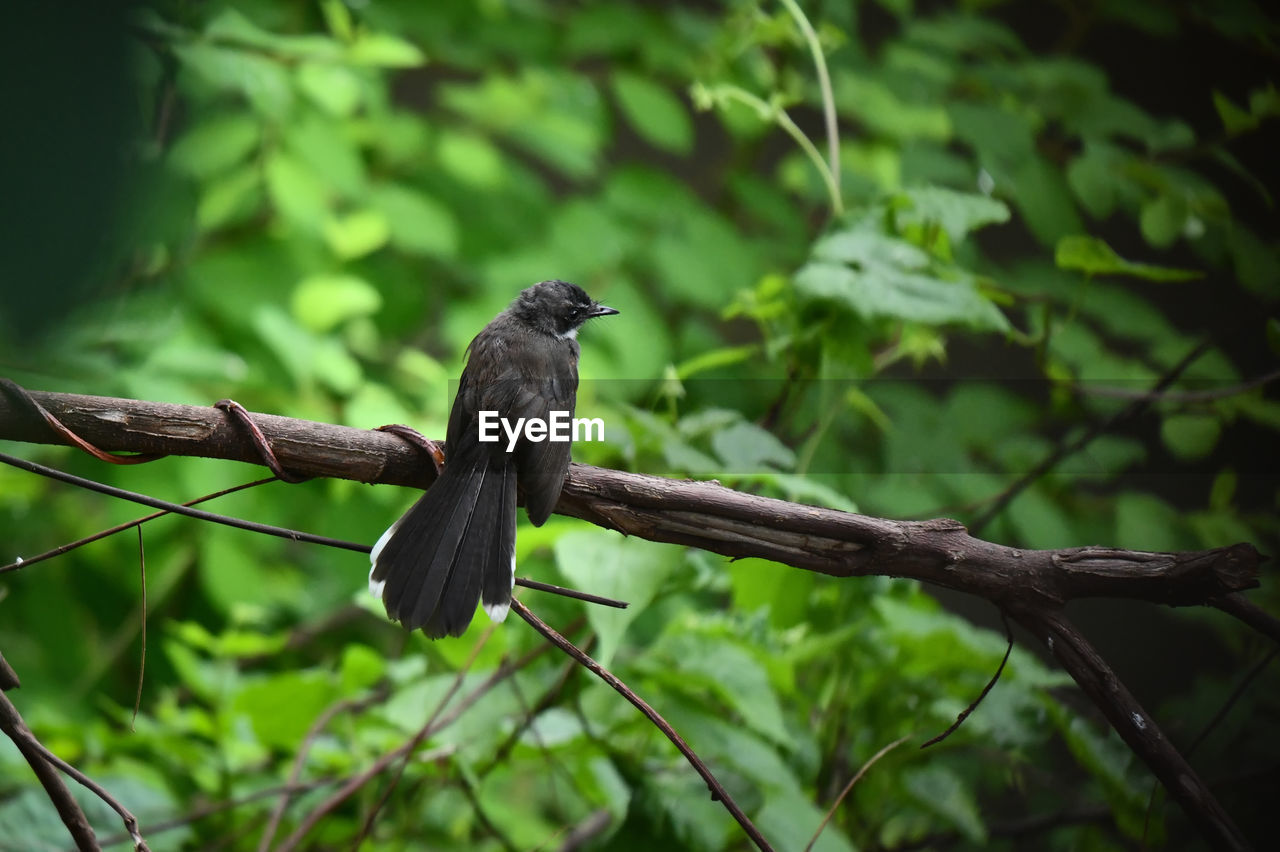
{"left": 0, "top": 387, "right": 1270, "bottom": 850}
{"left": 1008, "top": 605, "right": 1250, "bottom": 850}
{"left": 0, "top": 389, "right": 1262, "bottom": 607}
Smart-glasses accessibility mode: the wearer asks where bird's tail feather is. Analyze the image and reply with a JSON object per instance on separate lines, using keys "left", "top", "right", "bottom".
{"left": 426, "top": 462, "right": 516, "bottom": 637}
{"left": 370, "top": 456, "right": 516, "bottom": 637}
{"left": 479, "top": 463, "right": 517, "bottom": 624}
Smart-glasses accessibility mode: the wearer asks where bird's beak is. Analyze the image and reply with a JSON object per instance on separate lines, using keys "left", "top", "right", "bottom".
{"left": 588, "top": 303, "right": 619, "bottom": 318}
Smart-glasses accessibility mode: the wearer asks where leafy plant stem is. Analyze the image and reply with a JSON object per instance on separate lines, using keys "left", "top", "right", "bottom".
{"left": 779, "top": 0, "right": 841, "bottom": 208}
{"left": 795, "top": 383, "right": 844, "bottom": 475}
{"left": 702, "top": 84, "right": 843, "bottom": 215}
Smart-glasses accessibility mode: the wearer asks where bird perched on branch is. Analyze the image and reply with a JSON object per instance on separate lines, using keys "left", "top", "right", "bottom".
{"left": 369, "top": 280, "right": 618, "bottom": 637}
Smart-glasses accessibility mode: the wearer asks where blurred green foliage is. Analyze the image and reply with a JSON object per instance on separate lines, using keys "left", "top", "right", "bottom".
{"left": 1, "top": 1, "right": 1278, "bottom": 850}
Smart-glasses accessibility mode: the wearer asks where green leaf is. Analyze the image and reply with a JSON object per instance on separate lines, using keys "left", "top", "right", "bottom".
{"left": 296, "top": 62, "right": 362, "bottom": 116}
{"left": 728, "top": 557, "right": 814, "bottom": 626}
{"left": 232, "top": 671, "right": 336, "bottom": 749}
{"left": 903, "top": 766, "right": 987, "bottom": 844}
{"left": 611, "top": 71, "right": 693, "bottom": 154}
{"left": 369, "top": 184, "right": 459, "bottom": 257}
{"left": 204, "top": 9, "right": 339, "bottom": 60}
{"left": 833, "top": 71, "right": 951, "bottom": 142}
{"left": 650, "top": 206, "right": 760, "bottom": 309}
{"left": 197, "top": 165, "right": 262, "bottom": 230}
{"left": 1049, "top": 704, "right": 1146, "bottom": 828}
{"left": 1161, "top": 413, "right": 1221, "bottom": 460}
{"left": 757, "top": 785, "right": 857, "bottom": 852}
{"left": 169, "top": 115, "right": 260, "bottom": 178}
{"left": 1139, "top": 194, "right": 1186, "bottom": 248}
{"left": 1010, "top": 155, "right": 1085, "bottom": 248}
{"left": 895, "top": 187, "right": 1010, "bottom": 243}
{"left": 322, "top": 209, "right": 390, "bottom": 259}
{"left": 1054, "top": 235, "right": 1201, "bottom": 281}
{"left": 661, "top": 636, "right": 791, "bottom": 744}
{"left": 285, "top": 114, "right": 366, "bottom": 197}
{"left": 1213, "top": 90, "right": 1259, "bottom": 135}
{"left": 339, "top": 644, "right": 386, "bottom": 692}
{"left": 674, "top": 344, "right": 758, "bottom": 379}
{"left": 346, "top": 32, "right": 425, "bottom": 67}
{"left": 197, "top": 535, "right": 283, "bottom": 615}
{"left": 1114, "top": 493, "right": 1186, "bottom": 551}
{"left": 173, "top": 43, "right": 294, "bottom": 115}
{"left": 265, "top": 152, "right": 329, "bottom": 230}
{"left": 1249, "top": 83, "right": 1280, "bottom": 119}
{"left": 1267, "top": 318, "right": 1280, "bottom": 355}
{"left": 252, "top": 305, "right": 363, "bottom": 393}
{"left": 319, "top": 0, "right": 354, "bottom": 41}
{"left": 441, "top": 69, "right": 606, "bottom": 178}
{"left": 710, "top": 420, "right": 795, "bottom": 471}
{"left": 1227, "top": 225, "right": 1279, "bottom": 295}
{"left": 748, "top": 473, "right": 859, "bottom": 513}
{"left": 1209, "top": 469, "right": 1238, "bottom": 511}
{"left": 310, "top": 337, "right": 364, "bottom": 395}
{"left": 813, "top": 229, "right": 930, "bottom": 269}
{"left": 1004, "top": 483, "right": 1077, "bottom": 549}
{"left": 795, "top": 261, "right": 1009, "bottom": 331}
{"left": 436, "top": 130, "right": 506, "bottom": 188}
{"left": 1067, "top": 142, "right": 1127, "bottom": 219}
{"left": 554, "top": 531, "right": 679, "bottom": 666}
{"left": 291, "top": 274, "right": 383, "bottom": 332}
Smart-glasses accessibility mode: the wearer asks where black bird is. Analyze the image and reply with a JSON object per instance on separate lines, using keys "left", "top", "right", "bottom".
{"left": 370, "top": 280, "right": 618, "bottom": 637}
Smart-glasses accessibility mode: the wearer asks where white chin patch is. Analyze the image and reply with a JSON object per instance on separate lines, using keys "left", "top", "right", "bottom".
{"left": 557, "top": 326, "right": 579, "bottom": 340}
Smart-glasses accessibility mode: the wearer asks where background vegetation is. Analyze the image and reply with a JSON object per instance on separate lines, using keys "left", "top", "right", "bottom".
{"left": 1, "top": 0, "right": 1277, "bottom": 849}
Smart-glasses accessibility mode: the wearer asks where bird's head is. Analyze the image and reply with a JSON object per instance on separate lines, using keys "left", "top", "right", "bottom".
{"left": 511, "top": 279, "right": 619, "bottom": 340}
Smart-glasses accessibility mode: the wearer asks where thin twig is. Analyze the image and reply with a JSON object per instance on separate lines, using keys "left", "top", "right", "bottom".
{"left": 554, "top": 809, "right": 612, "bottom": 852}
{"left": 479, "top": 641, "right": 589, "bottom": 776}
{"left": 0, "top": 693, "right": 150, "bottom": 850}
{"left": 889, "top": 803, "right": 1116, "bottom": 850}
{"left": 0, "top": 452, "right": 627, "bottom": 608}
{"left": 970, "top": 339, "right": 1211, "bottom": 534}
{"left": 804, "top": 736, "right": 909, "bottom": 852}
{"left": 920, "top": 611, "right": 1014, "bottom": 748}
{"left": 83, "top": 779, "right": 341, "bottom": 852}
{"left": 454, "top": 762, "right": 521, "bottom": 852}
{"left": 256, "top": 689, "right": 390, "bottom": 852}
{"left": 0, "top": 476, "right": 277, "bottom": 574}
{"left": 1212, "top": 592, "right": 1280, "bottom": 645}
{"left": 1069, "top": 366, "right": 1280, "bottom": 403}
{"left": 1187, "top": 646, "right": 1279, "bottom": 758}
{"left": 131, "top": 527, "right": 147, "bottom": 731}
{"left": 1142, "top": 645, "right": 1280, "bottom": 844}
{"left": 0, "top": 451, "right": 365, "bottom": 553}
{"left": 0, "top": 687, "right": 99, "bottom": 851}
{"left": 0, "top": 651, "right": 19, "bottom": 690}
{"left": 512, "top": 599, "right": 776, "bottom": 852}
{"left": 273, "top": 640, "right": 553, "bottom": 852}
{"left": 349, "top": 626, "right": 497, "bottom": 848}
